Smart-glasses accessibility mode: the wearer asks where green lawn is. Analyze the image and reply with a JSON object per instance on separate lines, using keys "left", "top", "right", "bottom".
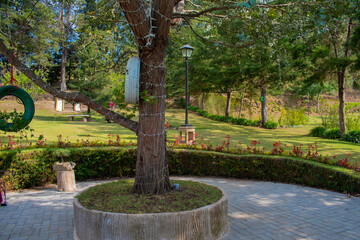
{"left": 1, "top": 100, "right": 359, "bottom": 164}
{"left": 165, "top": 109, "right": 360, "bottom": 164}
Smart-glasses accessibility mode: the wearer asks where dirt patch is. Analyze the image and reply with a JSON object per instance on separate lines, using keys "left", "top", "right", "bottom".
{"left": 77, "top": 179, "right": 223, "bottom": 214}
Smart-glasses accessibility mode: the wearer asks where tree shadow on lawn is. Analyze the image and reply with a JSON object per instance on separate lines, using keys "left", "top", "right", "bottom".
{"left": 180, "top": 114, "right": 360, "bottom": 163}
{"left": 33, "top": 115, "right": 69, "bottom": 122}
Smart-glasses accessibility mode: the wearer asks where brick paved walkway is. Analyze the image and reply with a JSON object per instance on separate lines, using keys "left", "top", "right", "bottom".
{"left": 1, "top": 177, "right": 359, "bottom": 240}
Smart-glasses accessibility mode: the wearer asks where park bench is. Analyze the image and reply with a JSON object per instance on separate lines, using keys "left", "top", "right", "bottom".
{"left": 66, "top": 115, "right": 90, "bottom": 122}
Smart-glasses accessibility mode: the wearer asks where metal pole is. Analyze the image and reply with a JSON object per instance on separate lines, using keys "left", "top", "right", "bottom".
{"left": 185, "top": 57, "right": 189, "bottom": 125}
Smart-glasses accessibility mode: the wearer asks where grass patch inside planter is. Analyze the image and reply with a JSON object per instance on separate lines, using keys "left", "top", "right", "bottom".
{"left": 76, "top": 179, "right": 222, "bottom": 213}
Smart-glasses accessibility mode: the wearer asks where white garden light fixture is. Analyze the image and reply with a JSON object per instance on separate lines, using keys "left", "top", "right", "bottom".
{"left": 180, "top": 43, "right": 194, "bottom": 58}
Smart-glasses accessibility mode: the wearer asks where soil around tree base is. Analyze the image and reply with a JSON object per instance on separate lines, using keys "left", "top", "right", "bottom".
{"left": 76, "top": 179, "right": 223, "bottom": 213}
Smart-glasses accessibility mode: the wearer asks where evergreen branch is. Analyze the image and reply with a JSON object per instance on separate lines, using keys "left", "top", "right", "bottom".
{"left": 184, "top": 18, "right": 254, "bottom": 49}
{"left": 96, "top": 51, "right": 137, "bottom": 73}
{"left": 23, "top": 0, "right": 40, "bottom": 23}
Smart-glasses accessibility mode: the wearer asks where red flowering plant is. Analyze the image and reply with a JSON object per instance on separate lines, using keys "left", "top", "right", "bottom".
{"left": 35, "top": 134, "right": 47, "bottom": 147}
{"left": 270, "top": 141, "right": 286, "bottom": 155}
{"left": 291, "top": 144, "right": 303, "bottom": 158}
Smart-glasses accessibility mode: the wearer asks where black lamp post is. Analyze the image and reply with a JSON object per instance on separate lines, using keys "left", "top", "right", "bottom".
{"left": 180, "top": 43, "right": 194, "bottom": 126}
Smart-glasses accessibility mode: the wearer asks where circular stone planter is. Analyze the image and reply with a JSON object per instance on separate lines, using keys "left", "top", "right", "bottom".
{"left": 74, "top": 183, "right": 228, "bottom": 240}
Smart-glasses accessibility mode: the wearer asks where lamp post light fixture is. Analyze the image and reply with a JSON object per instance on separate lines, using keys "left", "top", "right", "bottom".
{"left": 179, "top": 43, "right": 196, "bottom": 144}
{"left": 180, "top": 43, "right": 194, "bottom": 126}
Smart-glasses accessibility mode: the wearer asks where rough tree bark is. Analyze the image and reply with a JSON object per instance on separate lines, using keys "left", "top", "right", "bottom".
{"left": 338, "top": 70, "right": 347, "bottom": 136}
{"left": 117, "top": 0, "right": 174, "bottom": 194}
{"left": 316, "top": 92, "right": 320, "bottom": 113}
{"left": 225, "top": 90, "right": 231, "bottom": 117}
{"left": 334, "top": 19, "right": 352, "bottom": 137}
{"left": 60, "top": 0, "right": 71, "bottom": 91}
{"left": 201, "top": 92, "right": 205, "bottom": 111}
{"left": 239, "top": 92, "right": 244, "bottom": 117}
{"left": 260, "top": 84, "right": 268, "bottom": 126}
{"left": 249, "top": 96, "right": 253, "bottom": 119}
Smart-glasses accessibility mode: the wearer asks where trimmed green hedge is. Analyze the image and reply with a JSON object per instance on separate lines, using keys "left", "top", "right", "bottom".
{"left": 0, "top": 148, "right": 137, "bottom": 189}
{"left": 310, "top": 126, "right": 327, "bottom": 137}
{"left": 310, "top": 126, "right": 360, "bottom": 144}
{"left": 187, "top": 105, "right": 263, "bottom": 128}
{"left": 324, "top": 128, "right": 341, "bottom": 139}
{"left": 343, "top": 130, "right": 360, "bottom": 143}
{"left": 1, "top": 148, "right": 360, "bottom": 194}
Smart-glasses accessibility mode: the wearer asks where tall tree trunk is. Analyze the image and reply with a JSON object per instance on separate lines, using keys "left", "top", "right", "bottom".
{"left": 118, "top": 0, "right": 174, "bottom": 194}
{"left": 338, "top": 71, "right": 347, "bottom": 137}
{"left": 239, "top": 93, "right": 244, "bottom": 118}
{"left": 133, "top": 50, "right": 171, "bottom": 195}
{"left": 316, "top": 92, "right": 321, "bottom": 113}
{"left": 201, "top": 92, "right": 205, "bottom": 110}
{"left": 261, "top": 84, "right": 268, "bottom": 126}
{"left": 307, "top": 92, "right": 310, "bottom": 116}
{"left": 336, "top": 19, "right": 352, "bottom": 137}
{"left": 225, "top": 90, "right": 231, "bottom": 117}
{"left": 249, "top": 96, "right": 253, "bottom": 120}
{"left": 60, "top": 1, "right": 71, "bottom": 91}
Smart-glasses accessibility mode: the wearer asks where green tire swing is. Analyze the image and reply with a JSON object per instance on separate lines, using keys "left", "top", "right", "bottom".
{"left": 0, "top": 85, "right": 35, "bottom": 132}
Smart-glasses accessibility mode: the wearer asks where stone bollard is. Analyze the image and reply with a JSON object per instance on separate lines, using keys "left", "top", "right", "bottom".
{"left": 53, "top": 162, "right": 77, "bottom": 192}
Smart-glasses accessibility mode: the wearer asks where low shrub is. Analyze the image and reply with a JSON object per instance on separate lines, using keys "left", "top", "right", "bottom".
{"left": 0, "top": 148, "right": 137, "bottom": 190}
{"left": 263, "top": 121, "right": 278, "bottom": 129}
{"left": 345, "top": 102, "right": 360, "bottom": 112}
{"left": 310, "top": 126, "right": 327, "bottom": 137}
{"left": 278, "top": 107, "right": 309, "bottom": 127}
{"left": 249, "top": 120, "right": 260, "bottom": 126}
{"left": 235, "top": 118, "right": 248, "bottom": 125}
{"left": 186, "top": 104, "right": 268, "bottom": 128}
{"left": 346, "top": 114, "right": 360, "bottom": 131}
{"left": 324, "top": 128, "right": 341, "bottom": 139}
{"left": 343, "top": 130, "right": 360, "bottom": 143}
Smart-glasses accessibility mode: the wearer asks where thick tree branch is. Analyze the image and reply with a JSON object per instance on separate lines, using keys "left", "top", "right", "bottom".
{"left": 0, "top": 40, "right": 139, "bottom": 133}
{"left": 172, "top": 2, "right": 315, "bottom": 19}
{"left": 173, "top": 5, "right": 237, "bottom": 19}
{"left": 152, "top": 0, "right": 174, "bottom": 50}
{"left": 117, "top": 0, "right": 151, "bottom": 48}
{"left": 174, "top": 0, "right": 182, "bottom": 7}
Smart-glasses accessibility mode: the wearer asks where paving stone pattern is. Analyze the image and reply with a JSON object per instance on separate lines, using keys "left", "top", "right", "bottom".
{"left": 1, "top": 177, "right": 360, "bottom": 240}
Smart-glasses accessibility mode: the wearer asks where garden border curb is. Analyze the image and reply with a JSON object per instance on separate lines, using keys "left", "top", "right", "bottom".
{"left": 73, "top": 181, "right": 228, "bottom": 240}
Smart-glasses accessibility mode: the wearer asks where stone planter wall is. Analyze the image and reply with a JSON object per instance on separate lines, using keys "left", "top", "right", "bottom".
{"left": 74, "top": 185, "right": 228, "bottom": 240}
